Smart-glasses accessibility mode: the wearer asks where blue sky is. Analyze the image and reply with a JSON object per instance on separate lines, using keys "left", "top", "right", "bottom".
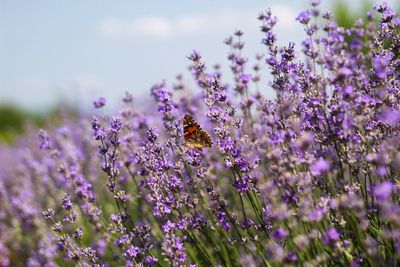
{"left": 0, "top": 0, "right": 395, "bottom": 111}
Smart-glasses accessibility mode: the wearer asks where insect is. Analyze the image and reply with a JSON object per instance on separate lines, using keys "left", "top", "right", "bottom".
{"left": 183, "top": 114, "right": 212, "bottom": 149}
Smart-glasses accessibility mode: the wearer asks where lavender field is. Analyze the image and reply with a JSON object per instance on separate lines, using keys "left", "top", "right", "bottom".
{"left": 0, "top": 2, "right": 399, "bottom": 266}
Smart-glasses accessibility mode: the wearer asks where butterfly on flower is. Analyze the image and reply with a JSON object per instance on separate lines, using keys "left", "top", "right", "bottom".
{"left": 183, "top": 114, "right": 212, "bottom": 149}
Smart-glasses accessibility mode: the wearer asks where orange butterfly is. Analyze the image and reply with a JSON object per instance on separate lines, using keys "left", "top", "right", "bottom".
{"left": 183, "top": 114, "right": 212, "bottom": 149}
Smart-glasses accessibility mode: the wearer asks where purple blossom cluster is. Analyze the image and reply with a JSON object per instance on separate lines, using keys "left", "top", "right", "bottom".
{"left": 0, "top": 2, "right": 399, "bottom": 266}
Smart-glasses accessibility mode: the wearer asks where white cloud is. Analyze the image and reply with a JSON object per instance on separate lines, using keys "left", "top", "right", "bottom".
{"left": 98, "top": 4, "right": 298, "bottom": 41}
{"left": 175, "top": 15, "right": 206, "bottom": 33}
{"left": 131, "top": 16, "right": 172, "bottom": 39}
{"left": 99, "top": 16, "right": 172, "bottom": 40}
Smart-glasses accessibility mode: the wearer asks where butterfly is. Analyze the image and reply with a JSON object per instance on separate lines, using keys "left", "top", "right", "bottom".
{"left": 183, "top": 114, "right": 212, "bottom": 149}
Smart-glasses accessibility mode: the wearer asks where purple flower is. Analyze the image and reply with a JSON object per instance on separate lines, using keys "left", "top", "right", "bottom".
{"left": 114, "top": 190, "right": 128, "bottom": 202}
{"left": 162, "top": 235, "right": 187, "bottom": 266}
{"left": 72, "top": 228, "right": 83, "bottom": 239}
{"left": 168, "top": 175, "right": 182, "bottom": 189}
{"left": 93, "top": 128, "right": 106, "bottom": 140}
{"left": 75, "top": 176, "right": 96, "bottom": 202}
{"left": 93, "top": 239, "right": 107, "bottom": 257}
{"left": 310, "top": 158, "right": 330, "bottom": 176}
{"left": 124, "top": 245, "right": 140, "bottom": 259}
{"left": 262, "top": 31, "right": 276, "bottom": 46}
{"left": 342, "top": 85, "right": 353, "bottom": 99}
{"left": 144, "top": 256, "right": 158, "bottom": 266}
{"left": 162, "top": 220, "right": 176, "bottom": 234}
{"left": 38, "top": 130, "right": 52, "bottom": 150}
{"left": 61, "top": 194, "right": 73, "bottom": 211}
{"left": 122, "top": 92, "right": 133, "bottom": 103}
{"left": 91, "top": 116, "right": 101, "bottom": 130}
{"left": 110, "top": 214, "right": 121, "bottom": 224}
{"left": 187, "top": 50, "right": 201, "bottom": 61}
{"left": 0, "top": 242, "right": 10, "bottom": 267}
{"left": 110, "top": 117, "right": 123, "bottom": 133}
{"left": 233, "top": 175, "right": 253, "bottom": 192}
{"left": 238, "top": 74, "right": 252, "bottom": 84}
{"left": 151, "top": 83, "right": 175, "bottom": 115}
{"left": 217, "top": 211, "right": 231, "bottom": 232}
{"left": 115, "top": 234, "right": 131, "bottom": 247}
{"left": 259, "top": 9, "right": 277, "bottom": 32}
{"left": 52, "top": 222, "right": 63, "bottom": 232}
{"left": 146, "top": 127, "right": 159, "bottom": 143}
{"left": 336, "top": 67, "right": 352, "bottom": 80}
{"left": 374, "top": 2, "right": 396, "bottom": 22}
{"left": 373, "top": 182, "right": 393, "bottom": 202}
{"left": 372, "top": 54, "right": 392, "bottom": 80}
{"left": 380, "top": 109, "right": 400, "bottom": 125}
{"left": 93, "top": 97, "right": 106, "bottom": 108}
{"left": 310, "top": 0, "right": 320, "bottom": 6}
{"left": 296, "top": 10, "right": 312, "bottom": 24}
{"left": 272, "top": 227, "right": 288, "bottom": 241}
{"left": 42, "top": 208, "right": 55, "bottom": 219}
{"left": 308, "top": 208, "right": 326, "bottom": 222}
{"left": 322, "top": 227, "right": 340, "bottom": 245}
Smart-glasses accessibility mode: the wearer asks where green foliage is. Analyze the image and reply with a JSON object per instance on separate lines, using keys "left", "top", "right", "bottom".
{"left": 0, "top": 105, "right": 41, "bottom": 143}
{"left": 333, "top": 0, "right": 372, "bottom": 28}
{"left": 333, "top": 0, "right": 400, "bottom": 28}
{"left": 0, "top": 104, "right": 79, "bottom": 143}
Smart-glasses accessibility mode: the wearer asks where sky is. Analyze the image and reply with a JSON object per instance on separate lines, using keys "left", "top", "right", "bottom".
{"left": 0, "top": 0, "right": 396, "bottom": 112}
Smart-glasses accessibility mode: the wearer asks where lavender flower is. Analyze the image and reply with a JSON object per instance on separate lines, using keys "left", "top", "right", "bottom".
{"left": 322, "top": 227, "right": 340, "bottom": 245}
{"left": 297, "top": 10, "right": 312, "bottom": 24}
{"left": 373, "top": 181, "right": 393, "bottom": 202}
{"left": 272, "top": 227, "right": 288, "bottom": 241}
{"left": 1, "top": 2, "right": 400, "bottom": 266}
{"left": 61, "top": 194, "right": 73, "bottom": 210}
{"left": 93, "top": 97, "right": 106, "bottom": 108}
{"left": 310, "top": 158, "right": 330, "bottom": 176}
{"left": 380, "top": 109, "right": 400, "bottom": 125}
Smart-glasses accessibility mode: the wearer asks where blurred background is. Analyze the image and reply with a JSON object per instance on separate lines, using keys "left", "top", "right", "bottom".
{"left": 0, "top": 0, "right": 398, "bottom": 143}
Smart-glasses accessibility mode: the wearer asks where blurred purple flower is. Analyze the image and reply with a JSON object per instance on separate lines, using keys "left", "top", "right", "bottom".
{"left": 380, "top": 109, "right": 400, "bottom": 125}
{"left": 38, "top": 130, "right": 52, "bottom": 150}
{"left": 272, "top": 227, "right": 288, "bottom": 241}
{"left": 93, "top": 97, "right": 106, "bottom": 108}
{"left": 322, "top": 227, "right": 340, "bottom": 245}
{"left": 372, "top": 54, "right": 392, "bottom": 80}
{"left": 373, "top": 181, "right": 393, "bottom": 202}
{"left": 310, "top": 158, "right": 330, "bottom": 176}
{"left": 144, "top": 256, "right": 158, "bottom": 266}
{"left": 296, "top": 10, "right": 312, "bottom": 24}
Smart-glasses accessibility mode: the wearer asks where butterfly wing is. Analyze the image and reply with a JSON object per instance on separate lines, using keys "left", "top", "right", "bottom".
{"left": 183, "top": 114, "right": 212, "bottom": 149}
